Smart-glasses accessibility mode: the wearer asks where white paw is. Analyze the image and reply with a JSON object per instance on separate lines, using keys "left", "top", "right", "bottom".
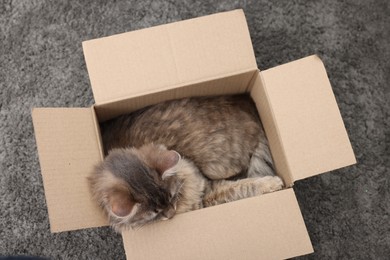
{"left": 256, "top": 176, "right": 284, "bottom": 193}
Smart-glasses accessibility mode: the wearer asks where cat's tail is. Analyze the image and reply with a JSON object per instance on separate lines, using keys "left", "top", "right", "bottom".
{"left": 247, "top": 139, "right": 275, "bottom": 177}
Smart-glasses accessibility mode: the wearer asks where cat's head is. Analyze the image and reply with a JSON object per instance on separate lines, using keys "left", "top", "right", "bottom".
{"left": 88, "top": 144, "right": 184, "bottom": 232}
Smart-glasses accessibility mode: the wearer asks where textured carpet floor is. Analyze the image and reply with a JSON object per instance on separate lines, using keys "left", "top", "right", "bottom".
{"left": 0, "top": 1, "right": 389, "bottom": 259}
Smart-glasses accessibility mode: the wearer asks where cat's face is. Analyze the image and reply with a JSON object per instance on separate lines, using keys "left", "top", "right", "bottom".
{"left": 89, "top": 144, "right": 183, "bottom": 230}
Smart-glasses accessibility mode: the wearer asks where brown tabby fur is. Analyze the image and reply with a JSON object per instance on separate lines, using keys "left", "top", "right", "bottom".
{"left": 89, "top": 95, "right": 283, "bottom": 232}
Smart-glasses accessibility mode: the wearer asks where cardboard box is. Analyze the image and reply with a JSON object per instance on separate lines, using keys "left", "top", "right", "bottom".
{"left": 32, "top": 9, "right": 356, "bottom": 259}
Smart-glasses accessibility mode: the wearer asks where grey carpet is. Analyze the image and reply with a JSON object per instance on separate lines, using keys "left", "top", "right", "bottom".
{"left": 1, "top": 1, "right": 389, "bottom": 259}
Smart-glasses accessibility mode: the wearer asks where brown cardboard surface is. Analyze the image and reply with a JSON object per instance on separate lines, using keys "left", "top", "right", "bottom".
{"left": 95, "top": 70, "right": 256, "bottom": 122}
{"left": 250, "top": 71, "right": 294, "bottom": 187}
{"left": 32, "top": 108, "right": 107, "bottom": 232}
{"left": 83, "top": 9, "right": 257, "bottom": 105}
{"left": 260, "top": 55, "right": 356, "bottom": 182}
{"left": 122, "top": 189, "right": 313, "bottom": 260}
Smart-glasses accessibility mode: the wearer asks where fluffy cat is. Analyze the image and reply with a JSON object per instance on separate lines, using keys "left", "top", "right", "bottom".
{"left": 89, "top": 95, "right": 284, "bottom": 231}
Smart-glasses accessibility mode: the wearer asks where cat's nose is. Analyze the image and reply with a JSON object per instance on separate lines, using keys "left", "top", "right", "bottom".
{"left": 162, "top": 206, "right": 176, "bottom": 220}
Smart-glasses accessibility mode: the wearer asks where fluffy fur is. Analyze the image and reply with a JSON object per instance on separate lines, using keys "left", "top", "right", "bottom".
{"left": 89, "top": 95, "right": 283, "bottom": 231}
{"left": 101, "top": 95, "right": 274, "bottom": 179}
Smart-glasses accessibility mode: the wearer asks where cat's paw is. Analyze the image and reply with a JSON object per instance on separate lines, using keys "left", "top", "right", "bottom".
{"left": 256, "top": 176, "right": 284, "bottom": 193}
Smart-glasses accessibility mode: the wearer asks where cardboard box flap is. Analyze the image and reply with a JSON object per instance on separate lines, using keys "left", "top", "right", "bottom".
{"left": 83, "top": 9, "right": 257, "bottom": 105}
{"left": 260, "top": 55, "right": 356, "bottom": 182}
{"left": 32, "top": 108, "right": 107, "bottom": 232}
{"left": 122, "top": 189, "right": 313, "bottom": 260}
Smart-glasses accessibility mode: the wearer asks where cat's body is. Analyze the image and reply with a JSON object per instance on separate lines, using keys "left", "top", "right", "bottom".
{"left": 89, "top": 95, "right": 283, "bottom": 231}
{"left": 101, "top": 95, "right": 274, "bottom": 180}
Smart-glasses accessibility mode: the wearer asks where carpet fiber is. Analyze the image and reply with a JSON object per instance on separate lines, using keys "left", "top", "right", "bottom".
{"left": 0, "top": 1, "right": 389, "bottom": 259}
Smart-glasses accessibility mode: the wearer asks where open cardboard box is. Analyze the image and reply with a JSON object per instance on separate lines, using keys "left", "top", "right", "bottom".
{"left": 32, "top": 9, "right": 356, "bottom": 260}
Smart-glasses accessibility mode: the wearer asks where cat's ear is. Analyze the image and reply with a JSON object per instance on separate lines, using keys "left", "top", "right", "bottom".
{"left": 109, "top": 190, "right": 135, "bottom": 217}
{"left": 157, "top": 150, "right": 181, "bottom": 177}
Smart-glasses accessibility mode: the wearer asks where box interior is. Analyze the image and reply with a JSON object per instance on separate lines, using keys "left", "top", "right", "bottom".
{"left": 94, "top": 70, "right": 257, "bottom": 122}
{"left": 94, "top": 55, "right": 356, "bottom": 190}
